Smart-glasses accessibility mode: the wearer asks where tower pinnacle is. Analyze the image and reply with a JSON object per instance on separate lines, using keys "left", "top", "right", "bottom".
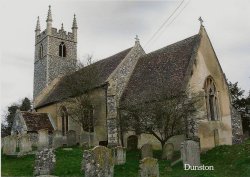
{"left": 46, "top": 5, "right": 52, "bottom": 22}
{"left": 135, "top": 35, "right": 140, "bottom": 45}
{"left": 35, "top": 16, "right": 41, "bottom": 32}
{"left": 72, "top": 14, "right": 78, "bottom": 29}
{"left": 61, "top": 23, "right": 64, "bottom": 31}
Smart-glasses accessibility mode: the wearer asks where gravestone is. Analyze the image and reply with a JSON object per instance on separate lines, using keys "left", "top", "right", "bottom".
{"left": 19, "top": 134, "right": 32, "bottom": 155}
{"left": 141, "top": 144, "right": 153, "bottom": 159}
{"left": 82, "top": 146, "right": 114, "bottom": 177}
{"left": 34, "top": 148, "right": 56, "bottom": 176}
{"left": 52, "top": 130, "right": 63, "bottom": 149}
{"left": 80, "top": 132, "right": 89, "bottom": 146}
{"left": 139, "top": 157, "right": 159, "bottom": 177}
{"left": 2, "top": 135, "right": 17, "bottom": 155}
{"left": 127, "top": 135, "right": 138, "bottom": 150}
{"left": 66, "top": 130, "right": 76, "bottom": 147}
{"left": 162, "top": 143, "right": 174, "bottom": 160}
{"left": 214, "top": 129, "right": 219, "bottom": 146}
{"left": 181, "top": 140, "right": 200, "bottom": 167}
{"left": 112, "top": 146, "right": 126, "bottom": 165}
{"left": 38, "top": 129, "right": 49, "bottom": 150}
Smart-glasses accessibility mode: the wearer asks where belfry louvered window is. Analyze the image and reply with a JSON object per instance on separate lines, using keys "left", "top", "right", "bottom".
{"left": 204, "top": 77, "right": 220, "bottom": 121}
{"left": 59, "top": 42, "right": 66, "bottom": 57}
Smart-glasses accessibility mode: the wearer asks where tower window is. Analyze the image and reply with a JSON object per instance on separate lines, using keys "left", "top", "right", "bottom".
{"left": 39, "top": 44, "right": 43, "bottom": 59}
{"left": 204, "top": 77, "right": 220, "bottom": 121}
{"left": 59, "top": 42, "right": 66, "bottom": 57}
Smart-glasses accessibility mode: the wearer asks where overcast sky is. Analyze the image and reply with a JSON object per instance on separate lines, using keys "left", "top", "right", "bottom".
{"left": 0, "top": 0, "right": 250, "bottom": 116}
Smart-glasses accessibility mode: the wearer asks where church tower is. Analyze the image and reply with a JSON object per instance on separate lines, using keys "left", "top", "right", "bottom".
{"left": 33, "top": 6, "right": 77, "bottom": 98}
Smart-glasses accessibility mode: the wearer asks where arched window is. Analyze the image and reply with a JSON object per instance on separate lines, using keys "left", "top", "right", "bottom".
{"left": 39, "top": 44, "right": 43, "bottom": 59}
{"left": 60, "top": 106, "right": 68, "bottom": 136}
{"left": 59, "top": 42, "right": 66, "bottom": 57}
{"left": 204, "top": 77, "right": 220, "bottom": 121}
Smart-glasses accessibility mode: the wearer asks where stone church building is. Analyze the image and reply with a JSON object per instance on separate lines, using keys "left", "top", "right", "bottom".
{"left": 26, "top": 6, "right": 242, "bottom": 151}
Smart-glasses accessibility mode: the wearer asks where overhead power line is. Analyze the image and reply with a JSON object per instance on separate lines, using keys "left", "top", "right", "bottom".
{"left": 144, "top": 0, "right": 185, "bottom": 48}
{"left": 148, "top": 0, "right": 191, "bottom": 47}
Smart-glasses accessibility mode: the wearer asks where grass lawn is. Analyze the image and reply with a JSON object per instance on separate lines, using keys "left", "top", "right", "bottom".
{"left": 2, "top": 140, "right": 250, "bottom": 177}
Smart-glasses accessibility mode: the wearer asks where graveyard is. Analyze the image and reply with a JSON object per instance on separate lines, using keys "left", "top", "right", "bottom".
{"left": 2, "top": 139, "right": 250, "bottom": 177}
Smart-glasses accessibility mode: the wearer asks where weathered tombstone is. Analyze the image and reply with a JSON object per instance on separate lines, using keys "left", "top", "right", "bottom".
{"left": 127, "top": 135, "right": 138, "bottom": 150}
{"left": 82, "top": 146, "right": 114, "bottom": 177}
{"left": 162, "top": 143, "right": 174, "bottom": 160}
{"left": 34, "top": 148, "right": 56, "bottom": 176}
{"left": 112, "top": 146, "right": 126, "bottom": 165}
{"left": 80, "top": 132, "right": 89, "bottom": 146}
{"left": 2, "top": 135, "right": 17, "bottom": 155}
{"left": 19, "top": 134, "right": 32, "bottom": 155}
{"left": 139, "top": 157, "right": 159, "bottom": 177}
{"left": 141, "top": 144, "right": 153, "bottom": 159}
{"left": 38, "top": 129, "right": 49, "bottom": 150}
{"left": 214, "top": 129, "right": 219, "bottom": 146}
{"left": 80, "top": 132, "right": 94, "bottom": 147}
{"left": 181, "top": 140, "right": 200, "bottom": 167}
{"left": 52, "top": 130, "right": 63, "bottom": 149}
{"left": 66, "top": 130, "right": 76, "bottom": 147}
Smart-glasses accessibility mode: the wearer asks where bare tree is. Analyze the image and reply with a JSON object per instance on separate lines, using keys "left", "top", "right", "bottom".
{"left": 59, "top": 54, "right": 99, "bottom": 147}
{"left": 119, "top": 69, "right": 201, "bottom": 154}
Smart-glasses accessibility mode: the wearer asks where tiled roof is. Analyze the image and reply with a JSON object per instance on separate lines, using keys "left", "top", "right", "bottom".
{"left": 120, "top": 34, "right": 201, "bottom": 106}
{"left": 22, "top": 112, "right": 54, "bottom": 132}
{"left": 36, "top": 47, "right": 132, "bottom": 108}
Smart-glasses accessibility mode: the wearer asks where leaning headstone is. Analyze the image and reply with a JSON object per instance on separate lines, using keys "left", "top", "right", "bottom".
{"left": 3, "top": 135, "right": 17, "bottom": 155}
{"left": 112, "top": 146, "right": 126, "bottom": 165}
{"left": 34, "top": 148, "right": 56, "bottom": 176}
{"left": 141, "top": 144, "right": 153, "bottom": 159}
{"left": 19, "top": 134, "right": 32, "bottom": 155}
{"left": 139, "top": 157, "right": 159, "bottom": 177}
{"left": 181, "top": 140, "right": 200, "bottom": 167}
{"left": 52, "top": 130, "right": 63, "bottom": 149}
{"left": 162, "top": 143, "right": 174, "bottom": 160}
{"left": 82, "top": 146, "right": 114, "bottom": 177}
{"left": 66, "top": 130, "right": 76, "bottom": 147}
{"left": 38, "top": 129, "right": 49, "bottom": 150}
